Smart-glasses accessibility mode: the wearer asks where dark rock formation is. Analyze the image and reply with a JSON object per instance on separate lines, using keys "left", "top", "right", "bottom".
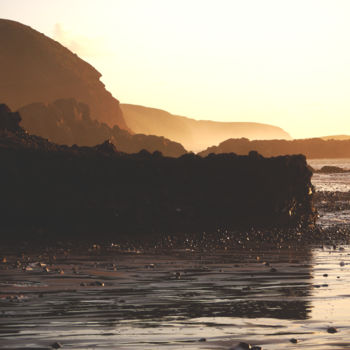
{"left": 0, "top": 105, "right": 316, "bottom": 240}
{"left": 317, "top": 166, "right": 347, "bottom": 174}
{"left": 0, "top": 19, "right": 127, "bottom": 130}
{"left": 18, "top": 98, "right": 187, "bottom": 157}
{"left": 199, "top": 137, "right": 350, "bottom": 159}
{"left": 121, "top": 104, "right": 292, "bottom": 152}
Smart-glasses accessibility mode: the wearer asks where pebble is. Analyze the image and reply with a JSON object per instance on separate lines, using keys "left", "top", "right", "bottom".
{"left": 51, "top": 342, "right": 62, "bottom": 349}
{"left": 327, "top": 327, "right": 338, "bottom": 333}
{"left": 323, "top": 274, "right": 328, "bottom": 277}
{"left": 229, "top": 342, "right": 262, "bottom": 350}
{"left": 270, "top": 268, "right": 277, "bottom": 273}
{"left": 290, "top": 338, "right": 298, "bottom": 343}
{"left": 198, "top": 338, "right": 206, "bottom": 342}
{"left": 340, "top": 261, "right": 345, "bottom": 267}
{"left": 94, "top": 281, "right": 105, "bottom": 286}
{"left": 229, "top": 342, "right": 251, "bottom": 350}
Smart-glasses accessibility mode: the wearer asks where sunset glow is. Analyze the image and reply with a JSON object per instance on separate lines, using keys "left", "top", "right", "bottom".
{"left": 1, "top": 0, "right": 350, "bottom": 138}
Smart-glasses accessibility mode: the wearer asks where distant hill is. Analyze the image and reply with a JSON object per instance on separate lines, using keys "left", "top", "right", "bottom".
{"left": 198, "top": 137, "right": 350, "bottom": 159}
{"left": 19, "top": 99, "right": 187, "bottom": 157}
{"left": 321, "top": 135, "right": 350, "bottom": 141}
{"left": 121, "top": 104, "right": 292, "bottom": 152}
{"left": 0, "top": 19, "right": 128, "bottom": 130}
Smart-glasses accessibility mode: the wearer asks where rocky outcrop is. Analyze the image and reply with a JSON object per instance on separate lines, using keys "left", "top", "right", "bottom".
{"left": 0, "top": 104, "right": 316, "bottom": 239}
{"left": 316, "top": 166, "right": 348, "bottom": 174}
{"left": 121, "top": 104, "right": 292, "bottom": 152}
{"left": 0, "top": 19, "right": 127, "bottom": 130}
{"left": 18, "top": 98, "right": 187, "bottom": 157}
{"left": 199, "top": 137, "right": 350, "bottom": 159}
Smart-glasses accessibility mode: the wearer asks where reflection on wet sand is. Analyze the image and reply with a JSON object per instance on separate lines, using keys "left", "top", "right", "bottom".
{"left": 1, "top": 245, "right": 337, "bottom": 349}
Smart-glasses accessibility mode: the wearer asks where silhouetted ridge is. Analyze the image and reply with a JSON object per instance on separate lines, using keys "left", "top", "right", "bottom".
{"left": 18, "top": 98, "right": 187, "bottom": 157}
{"left": 121, "top": 104, "right": 292, "bottom": 152}
{"left": 0, "top": 19, "right": 127, "bottom": 130}
{"left": 199, "top": 137, "right": 350, "bottom": 159}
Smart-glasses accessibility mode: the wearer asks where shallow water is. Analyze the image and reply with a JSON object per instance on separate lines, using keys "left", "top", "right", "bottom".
{"left": 309, "top": 158, "right": 350, "bottom": 192}
{"left": 1, "top": 245, "right": 350, "bottom": 349}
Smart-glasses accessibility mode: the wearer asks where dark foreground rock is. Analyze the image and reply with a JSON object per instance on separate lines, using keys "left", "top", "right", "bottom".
{"left": 0, "top": 105, "right": 316, "bottom": 241}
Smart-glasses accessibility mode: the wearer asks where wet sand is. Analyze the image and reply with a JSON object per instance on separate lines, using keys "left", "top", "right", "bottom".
{"left": 1, "top": 241, "right": 350, "bottom": 349}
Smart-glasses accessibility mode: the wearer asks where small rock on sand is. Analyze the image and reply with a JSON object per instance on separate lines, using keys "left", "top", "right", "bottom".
{"left": 327, "top": 327, "right": 338, "bottom": 333}
{"left": 229, "top": 342, "right": 262, "bottom": 350}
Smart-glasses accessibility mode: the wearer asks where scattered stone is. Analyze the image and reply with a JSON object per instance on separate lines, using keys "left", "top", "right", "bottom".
{"left": 229, "top": 342, "right": 251, "bottom": 350}
{"left": 340, "top": 261, "right": 345, "bottom": 267}
{"left": 229, "top": 342, "right": 261, "bottom": 350}
{"left": 290, "top": 338, "right": 298, "bottom": 343}
{"left": 323, "top": 274, "right": 328, "bottom": 277}
{"left": 198, "top": 338, "right": 206, "bottom": 342}
{"left": 327, "top": 327, "right": 338, "bottom": 333}
{"left": 270, "top": 268, "right": 277, "bottom": 273}
{"left": 94, "top": 281, "right": 105, "bottom": 286}
{"left": 51, "top": 342, "right": 62, "bottom": 349}
{"left": 175, "top": 271, "right": 181, "bottom": 279}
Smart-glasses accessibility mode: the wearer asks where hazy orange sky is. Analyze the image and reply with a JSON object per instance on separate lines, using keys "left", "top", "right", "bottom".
{"left": 1, "top": 0, "right": 350, "bottom": 138}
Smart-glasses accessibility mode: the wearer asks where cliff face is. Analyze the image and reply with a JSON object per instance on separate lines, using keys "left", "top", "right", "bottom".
{"left": 18, "top": 98, "right": 187, "bottom": 157}
{"left": 0, "top": 19, "right": 128, "bottom": 130}
{"left": 121, "top": 104, "right": 292, "bottom": 152}
{"left": 0, "top": 104, "right": 316, "bottom": 239}
{"left": 198, "top": 138, "right": 350, "bottom": 159}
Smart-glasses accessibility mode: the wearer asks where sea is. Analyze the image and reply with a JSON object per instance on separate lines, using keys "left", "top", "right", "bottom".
{"left": 309, "top": 158, "right": 350, "bottom": 192}
{"left": 1, "top": 159, "right": 350, "bottom": 350}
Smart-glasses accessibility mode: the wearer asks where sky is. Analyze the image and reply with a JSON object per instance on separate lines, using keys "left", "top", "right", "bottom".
{"left": 1, "top": 0, "right": 350, "bottom": 138}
